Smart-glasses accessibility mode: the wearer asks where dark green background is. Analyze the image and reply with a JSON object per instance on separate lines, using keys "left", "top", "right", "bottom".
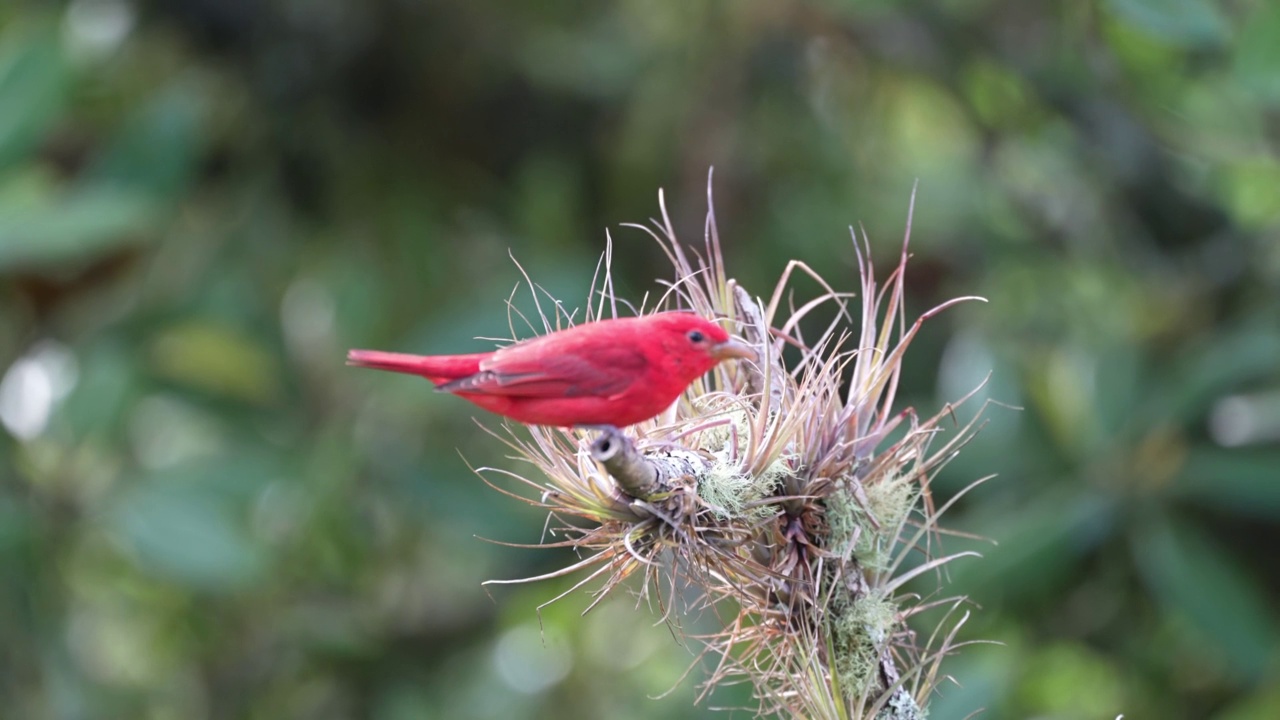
{"left": 2, "top": 1, "right": 1277, "bottom": 718}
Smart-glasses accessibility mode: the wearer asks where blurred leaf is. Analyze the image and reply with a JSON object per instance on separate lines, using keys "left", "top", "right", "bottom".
{"left": 1157, "top": 321, "right": 1280, "bottom": 424}
{"left": 952, "top": 488, "right": 1116, "bottom": 602}
{"left": 0, "top": 493, "right": 32, "bottom": 554}
{"left": 1169, "top": 447, "right": 1280, "bottom": 520}
{"left": 85, "top": 83, "right": 206, "bottom": 198}
{"left": 1232, "top": 4, "right": 1280, "bottom": 104}
{"left": 1104, "top": 14, "right": 1186, "bottom": 82}
{"left": 1015, "top": 643, "right": 1128, "bottom": 717}
{"left": 1134, "top": 517, "right": 1278, "bottom": 682}
{"left": 374, "top": 682, "right": 438, "bottom": 720}
{"left": 59, "top": 341, "right": 137, "bottom": 440}
{"left": 1092, "top": 341, "right": 1142, "bottom": 445}
{"left": 110, "top": 480, "right": 263, "bottom": 591}
{"left": 1220, "top": 159, "right": 1280, "bottom": 227}
{"left": 150, "top": 321, "right": 282, "bottom": 403}
{"left": 1216, "top": 683, "right": 1280, "bottom": 720}
{"left": 0, "top": 27, "right": 69, "bottom": 171}
{"left": 521, "top": 24, "right": 642, "bottom": 98}
{"left": 1106, "top": 0, "right": 1228, "bottom": 46}
{"left": 0, "top": 78, "right": 204, "bottom": 271}
{"left": 513, "top": 153, "right": 584, "bottom": 251}
{"left": 1173, "top": 83, "right": 1266, "bottom": 166}
{"left": 147, "top": 450, "right": 286, "bottom": 502}
{"left": 0, "top": 179, "right": 159, "bottom": 269}
{"left": 961, "top": 59, "right": 1037, "bottom": 131}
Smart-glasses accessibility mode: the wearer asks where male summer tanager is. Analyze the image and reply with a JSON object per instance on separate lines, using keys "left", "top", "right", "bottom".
{"left": 347, "top": 313, "right": 755, "bottom": 427}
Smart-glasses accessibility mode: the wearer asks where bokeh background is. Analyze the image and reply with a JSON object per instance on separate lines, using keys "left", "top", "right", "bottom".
{"left": 2, "top": 0, "right": 1278, "bottom": 718}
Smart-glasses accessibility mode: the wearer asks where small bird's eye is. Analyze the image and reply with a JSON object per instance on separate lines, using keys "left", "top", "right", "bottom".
{"left": 687, "top": 330, "right": 705, "bottom": 343}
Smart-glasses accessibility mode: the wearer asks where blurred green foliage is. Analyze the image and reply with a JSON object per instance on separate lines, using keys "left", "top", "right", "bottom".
{"left": 1, "top": 0, "right": 1278, "bottom": 718}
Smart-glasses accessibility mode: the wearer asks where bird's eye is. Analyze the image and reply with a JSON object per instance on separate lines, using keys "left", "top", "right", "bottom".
{"left": 687, "top": 330, "right": 705, "bottom": 343}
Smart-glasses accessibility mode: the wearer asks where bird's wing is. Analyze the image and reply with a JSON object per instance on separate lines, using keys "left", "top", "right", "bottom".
{"left": 436, "top": 336, "right": 649, "bottom": 398}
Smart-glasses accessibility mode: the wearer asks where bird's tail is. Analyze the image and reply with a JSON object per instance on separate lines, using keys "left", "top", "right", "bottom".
{"left": 346, "top": 349, "right": 485, "bottom": 385}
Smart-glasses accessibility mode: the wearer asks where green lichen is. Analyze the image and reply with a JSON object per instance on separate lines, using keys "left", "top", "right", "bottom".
{"left": 829, "top": 589, "right": 900, "bottom": 697}
{"left": 698, "top": 456, "right": 790, "bottom": 521}
{"left": 878, "top": 690, "right": 928, "bottom": 720}
{"left": 827, "top": 483, "right": 858, "bottom": 556}
{"left": 827, "top": 472, "right": 917, "bottom": 572}
{"left": 691, "top": 407, "right": 790, "bottom": 521}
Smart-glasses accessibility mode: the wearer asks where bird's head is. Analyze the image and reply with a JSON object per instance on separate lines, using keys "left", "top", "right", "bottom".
{"left": 646, "top": 313, "right": 757, "bottom": 377}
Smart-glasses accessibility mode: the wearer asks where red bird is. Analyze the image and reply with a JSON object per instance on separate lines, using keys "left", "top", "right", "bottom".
{"left": 347, "top": 313, "right": 755, "bottom": 428}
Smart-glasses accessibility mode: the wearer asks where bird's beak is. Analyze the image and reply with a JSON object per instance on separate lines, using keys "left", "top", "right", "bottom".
{"left": 710, "top": 337, "right": 758, "bottom": 362}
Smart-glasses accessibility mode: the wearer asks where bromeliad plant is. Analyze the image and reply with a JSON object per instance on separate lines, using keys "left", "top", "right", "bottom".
{"left": 480, "top": 183, "right": 990, "bottom": 719}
